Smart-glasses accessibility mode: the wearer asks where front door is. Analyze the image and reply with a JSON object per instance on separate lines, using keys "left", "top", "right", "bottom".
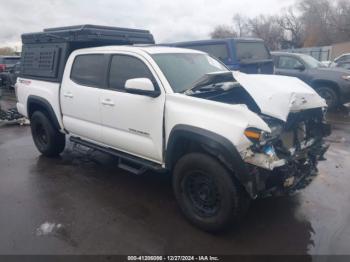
{"left": 274, "top": 55, "right": 307, "bottom": 80}
{"left": 100, "top": 53, "right": 165, "bottom": 163}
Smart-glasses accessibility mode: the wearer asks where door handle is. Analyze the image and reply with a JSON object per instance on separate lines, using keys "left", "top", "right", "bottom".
{"left": 63, "top": 92, "right": 74, "bottom": 98}
{"left": 101, "top": 99, "right": 115, "bottom": 106}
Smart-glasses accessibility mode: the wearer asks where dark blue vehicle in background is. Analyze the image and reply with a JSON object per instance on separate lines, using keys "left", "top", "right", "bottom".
{"left": 165, "top": 38, "right": 274, "bottom": 74}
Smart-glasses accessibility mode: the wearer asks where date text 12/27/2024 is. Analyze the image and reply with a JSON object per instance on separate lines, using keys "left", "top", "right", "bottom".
{"left": 127, "top": 256, "right": 220, "bottom": 261}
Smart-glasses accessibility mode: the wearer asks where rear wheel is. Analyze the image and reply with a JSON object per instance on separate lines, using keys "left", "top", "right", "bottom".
{"left": 316, "top": 86, "right": 339, "bottom": 109}
{"left": 173, "top": 153, "right": 250, "bottom": 232}
{"left": 30, "top": 111, "right": 65, "bottom": 157}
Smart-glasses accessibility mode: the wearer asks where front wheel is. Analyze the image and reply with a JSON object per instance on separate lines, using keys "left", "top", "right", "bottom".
{"left": 30, "top": 111, "right": 65, "bottom": 157}
{"left": 173, "top": 153, "right": 250, "bottom": 232}
{"left": 316, "top": 86, "right": 339, "bottom": 109}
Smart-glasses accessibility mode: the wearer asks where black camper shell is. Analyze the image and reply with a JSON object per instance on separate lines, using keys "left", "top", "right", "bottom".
{"left": 20, "top": 25, "right": 155, "bottom": 82}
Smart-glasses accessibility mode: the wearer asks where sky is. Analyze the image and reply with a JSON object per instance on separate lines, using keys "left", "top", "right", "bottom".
{"left": 0, "top": 0, "right": 296, "bottom": 49}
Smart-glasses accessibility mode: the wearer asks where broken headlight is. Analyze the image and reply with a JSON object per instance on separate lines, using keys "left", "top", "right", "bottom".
{"left": 244, "top": 127, "right": 270, "bottom": 144}
{"left": 245, "top": 122, "right": 283, "bottom": 146}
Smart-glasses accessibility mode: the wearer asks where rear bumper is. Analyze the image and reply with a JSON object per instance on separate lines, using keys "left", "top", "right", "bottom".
{"left": 340, "top": 90, "right": 350, "bottom": 104}
{"left": 339, "top": 82, "right": 350, "bottom": 103}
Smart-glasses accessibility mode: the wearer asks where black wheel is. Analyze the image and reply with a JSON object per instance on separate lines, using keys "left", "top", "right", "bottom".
{"left": 173, "top": 153, "right": 250, "bottom": 232}
{"left": 30, "top": 111, "right": 65, "bottom": 157}
{"left": 316, "top": 86, "right": 339, "bottom": 109}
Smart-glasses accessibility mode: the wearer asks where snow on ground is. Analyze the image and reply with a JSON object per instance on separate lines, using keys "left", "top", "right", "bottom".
{"left": 36, "top": 222, "right": 63, "bottom": 236}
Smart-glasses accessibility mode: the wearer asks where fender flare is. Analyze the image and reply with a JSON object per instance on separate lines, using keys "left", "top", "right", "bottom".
{"left": 166, "top": 124, "right": 256, "bottom": 198}
{"left": 27, "top": 95, "right": 61, "bottom": 131}
{"left": 310, "top": 79, "right": 340, "bottom": 90}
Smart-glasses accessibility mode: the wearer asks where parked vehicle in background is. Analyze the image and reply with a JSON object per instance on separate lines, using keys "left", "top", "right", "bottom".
{"left": 272, "top": 52, "right": 350, "bottom": 109}
{"left": 16, "top": 25, "right": 331, "bottom": 232}
{"left": 164, "top": 38, "right": 274, "bottom": 74}
{"left": 0, "top": 56, "right": 20, "bottom": 72}
{"left": 321, "top": 61, "right": 332, "bottom": 67}
{"left": 11, "top": 62, "right": 21, "bottom": 84}
{"left": 0, "top": 56, "right": 21, "bottom": 88}
{"left": 331, "top": 53, "right": 350, "bottom": 70}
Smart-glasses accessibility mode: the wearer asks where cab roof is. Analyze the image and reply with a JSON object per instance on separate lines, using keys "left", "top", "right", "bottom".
{"left": 164, "top": 37, "right": 265, "bottom": 46}
{"left": 79, "top": 45, "right": 205, "bottom": 55}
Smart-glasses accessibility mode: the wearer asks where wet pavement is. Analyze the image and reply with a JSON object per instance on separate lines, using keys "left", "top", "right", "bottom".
{"left": 0, "top": 96, "right": 350, "bottom": 256}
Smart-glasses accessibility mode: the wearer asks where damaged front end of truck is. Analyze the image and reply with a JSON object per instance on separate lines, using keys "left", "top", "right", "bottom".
{"left": 186, "top": 71, "right": 331, "bottom": 198}
{"left": 241, "top": 108, "right": 331, "bottom": 197}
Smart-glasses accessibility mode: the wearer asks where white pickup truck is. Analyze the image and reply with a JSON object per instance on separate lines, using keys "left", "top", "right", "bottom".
{"left": 16, "top": 43, "right": 331, "bottom": 232}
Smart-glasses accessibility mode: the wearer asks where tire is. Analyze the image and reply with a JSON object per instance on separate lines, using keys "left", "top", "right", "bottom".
{"left": 316, "top": 86, "right": 339, "bottom": 109}
{"left": 173, "top": 153, "right": 250, "bottom": 232}
{"left": 30, "top": 111, "right": 65, "bottom": 157}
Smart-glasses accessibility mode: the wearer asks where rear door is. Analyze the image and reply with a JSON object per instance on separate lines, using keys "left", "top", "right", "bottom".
{"left": 100, "top": 53, "right": 165, "bottom": 163}
{"left": 61, "top": 53, "right": 109, "bottom": 143}
{"left": 235, "top": 41, "right": 273, "bottom": 74}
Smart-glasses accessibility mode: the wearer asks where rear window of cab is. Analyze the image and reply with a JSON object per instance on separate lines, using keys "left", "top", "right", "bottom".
{"left": 235, "top": 42, "right": 270, "bottom": 62}
{"left": 183, "top": 43, "right": 229, "bottom": 62}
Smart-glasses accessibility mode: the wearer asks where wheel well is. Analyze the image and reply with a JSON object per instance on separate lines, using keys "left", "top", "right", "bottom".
{"left": 311, "top": 80, "right": 340, "bottom": 95}
{"left": 166, "top": 125, "right": 256, "bottom": 198}
{"left": 28, "top": 102, "right": 48, "bottom": 119}
{"left": 27, "top": 96, "right": 61, "bottom": 131}
{"left": 166, "top": 132, "right": 256, "bottom": 198}
{"left": 167, "top": 136, "right": 207, "bottom": 170}
{"left": 166, "top": 126, "right": 246, "bottom": 171}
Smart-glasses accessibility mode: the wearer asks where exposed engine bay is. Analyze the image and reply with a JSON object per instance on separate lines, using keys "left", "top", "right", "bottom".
{"left": 187, "top": 71, "right": 331, "bottom": 196}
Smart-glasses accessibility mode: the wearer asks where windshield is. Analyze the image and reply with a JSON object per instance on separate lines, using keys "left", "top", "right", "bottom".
{"left": 152, "top": 53, "right": 228, "bottom": 93}
{"left": 299, "top": 54, "right": 325, "bottom": 68}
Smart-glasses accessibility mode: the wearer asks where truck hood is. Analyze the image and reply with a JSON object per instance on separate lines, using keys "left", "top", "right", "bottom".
{"left": 232, "top": 71, "right": 327, "bottom": 121}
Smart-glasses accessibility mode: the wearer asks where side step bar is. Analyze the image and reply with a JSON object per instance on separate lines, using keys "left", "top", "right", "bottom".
{"left": 118, "top": 159, "right": 148, "bottom": 175}
{"left": 70, "top": 136, "right": 164, "bottom": 174}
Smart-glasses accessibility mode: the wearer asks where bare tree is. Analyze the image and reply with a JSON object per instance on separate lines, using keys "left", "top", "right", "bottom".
{"left": 209, "top": 0, "right": 350, "bottom": 50}
{"left": 328, "top": 0, "right": 350, "bottom": 42}
{"left": 211, "top": 14, "right": 284, "bottom": 50}
{"left": 248, "top": 15, "right": 284, "bottom": 50}
{"left": 210, "top": 25, "right": 237, "bottom": 39}
{"left": 298, "top": 0, "right": 334, "bottom": 46}
{"left": 0, "top": 47, "right": 16, "bottom": 55}
{"left": 277, "top": 7, "right": 305, "bottom": 48}
{"left": 232, "top": 14, "right": 250, "bottom": 37}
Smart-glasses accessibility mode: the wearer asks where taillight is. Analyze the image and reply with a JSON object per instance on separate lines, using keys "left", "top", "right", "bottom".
{"left": 0, "top": 64, "right": 5, "bottom": 72}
